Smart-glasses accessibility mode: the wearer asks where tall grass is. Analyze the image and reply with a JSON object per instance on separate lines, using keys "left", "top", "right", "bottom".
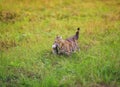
{"left": 0, "top": 0, "right": 120, "bottom": 87}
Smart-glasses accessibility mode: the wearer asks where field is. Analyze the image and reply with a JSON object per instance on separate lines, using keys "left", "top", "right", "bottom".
{"left": 0, "top": 0, "right": 120, "bottom": 87}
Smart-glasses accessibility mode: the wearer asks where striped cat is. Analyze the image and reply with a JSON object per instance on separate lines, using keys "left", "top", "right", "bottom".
{"left": 52, "top": 28, "right": 80, "bottom": 55}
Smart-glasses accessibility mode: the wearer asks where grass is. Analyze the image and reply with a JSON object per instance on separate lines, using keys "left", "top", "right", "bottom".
{"left": 0, "top": 0, "right": 120, "bottom": 87}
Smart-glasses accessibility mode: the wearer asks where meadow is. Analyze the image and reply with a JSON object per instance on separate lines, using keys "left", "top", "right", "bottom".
{"left": 0, "top": 0, "right": 120, "bottom": 87}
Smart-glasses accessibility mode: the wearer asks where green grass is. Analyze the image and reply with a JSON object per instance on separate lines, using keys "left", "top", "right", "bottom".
{"left": 0, "top": 0, "right": 120, "bottom": 87}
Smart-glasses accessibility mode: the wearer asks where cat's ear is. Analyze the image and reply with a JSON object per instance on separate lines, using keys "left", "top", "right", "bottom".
{"left": 56, "top": 35, "right": 59, "bottom": 39}
{"left": 60, "top": 36, "right": 62, "bottom": 39}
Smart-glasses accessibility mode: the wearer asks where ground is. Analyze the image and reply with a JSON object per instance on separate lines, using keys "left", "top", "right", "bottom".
{"left": 0, "top": 0, "right": 120, "bottom": 87}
